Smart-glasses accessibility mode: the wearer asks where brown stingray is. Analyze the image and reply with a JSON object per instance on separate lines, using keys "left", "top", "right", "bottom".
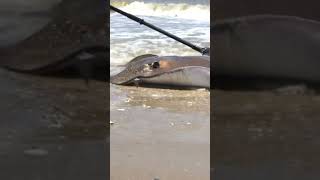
{"left": 213, "top": 15, "right": 320, "bottom": 89}
{"left": 0, "top": 0, "right": 107, "bottom": 76}
{"left": 111, "top": 55, "right": 210, "bottom": 88}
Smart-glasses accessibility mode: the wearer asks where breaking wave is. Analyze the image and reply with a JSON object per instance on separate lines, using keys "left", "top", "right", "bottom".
{"left": 111, "top": 1, "right": 210, "bottom": 22}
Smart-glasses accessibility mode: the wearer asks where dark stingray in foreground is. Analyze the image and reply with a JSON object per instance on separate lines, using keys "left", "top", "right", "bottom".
{"left": 111, "top": 54, "right": 210, "bottom": 89}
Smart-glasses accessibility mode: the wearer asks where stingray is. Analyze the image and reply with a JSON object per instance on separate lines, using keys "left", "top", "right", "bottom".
{"left": 213, "top": 15, "right": 320, "bottom": 89}
{"left": 111, "top": 54, "right": 210, "bottom": 89}
{"left": 0, "top": 0, "right": 107, "bottom": 82}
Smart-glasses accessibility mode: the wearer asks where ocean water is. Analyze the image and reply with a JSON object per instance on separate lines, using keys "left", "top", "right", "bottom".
{"left": 111, "top": 0, "right": 209, "bottom": 6}
{"left": 110, "top": 0, "right": 210, "bottom": 75}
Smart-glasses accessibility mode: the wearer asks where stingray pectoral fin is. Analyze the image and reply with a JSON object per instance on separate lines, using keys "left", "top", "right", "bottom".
{"left": 110, "top": 68, "right": 137, "bottom": 85}
{"left": 126, "top": 54, "right": 158, "bottom": 66}
{"left": 111, "top": 54, "right": 158, "bottom": 84}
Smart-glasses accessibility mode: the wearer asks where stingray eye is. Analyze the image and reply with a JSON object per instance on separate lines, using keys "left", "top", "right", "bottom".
{"left": 151, "top": 62, "right": 160, "bottom": 69}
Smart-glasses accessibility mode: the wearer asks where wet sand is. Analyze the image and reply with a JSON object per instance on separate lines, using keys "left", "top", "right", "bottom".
{"left": 110, "top": 85, "right": 210, "bottom": 180}
{"left": 213, "top": 89, "right": 320, "bottom": 179}
{"left": 0, "top": 69, "right": 107, "bottom": 179}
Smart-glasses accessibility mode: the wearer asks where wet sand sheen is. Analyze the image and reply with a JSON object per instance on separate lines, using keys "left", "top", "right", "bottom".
{"left": 110, "top": 85, "right": 210, "bottom": 179}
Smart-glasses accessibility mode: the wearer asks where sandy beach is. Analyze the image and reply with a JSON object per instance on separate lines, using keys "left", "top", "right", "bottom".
{"left": 0, "top": 68, "right": 107, "bottom": 180}
{"left": 110, "top": 85, "right": 210, "bottom": 179}
{"left": 213, "top": 89, "right": 320, "bottom": 179}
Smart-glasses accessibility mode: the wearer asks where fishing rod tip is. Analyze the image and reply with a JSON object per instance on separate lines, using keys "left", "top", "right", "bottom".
{"left": 201, "top": 47, "right": 210, "bottom": 56}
